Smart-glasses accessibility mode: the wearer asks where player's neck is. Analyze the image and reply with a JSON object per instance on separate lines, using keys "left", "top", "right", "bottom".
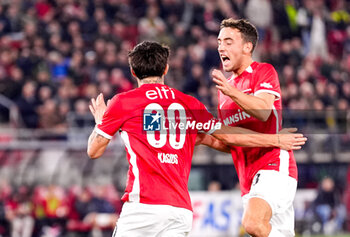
{"left": 138, "top": 77, "right": 164, "bottom": 87}
{"left": 234, "top": 58, "right": 254, "bottom": 76}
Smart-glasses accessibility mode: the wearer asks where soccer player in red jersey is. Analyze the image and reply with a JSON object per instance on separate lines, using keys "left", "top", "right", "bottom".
{"left": 87, "top": 41, "right": 306, "bottom": 236}
{"left": 213, "top": 18, "right": 299, "bottom": 236}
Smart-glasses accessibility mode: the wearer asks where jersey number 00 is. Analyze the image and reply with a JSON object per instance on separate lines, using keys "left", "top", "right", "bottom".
{"left": 144, "top": 103, "right": 187, "bottom": 150}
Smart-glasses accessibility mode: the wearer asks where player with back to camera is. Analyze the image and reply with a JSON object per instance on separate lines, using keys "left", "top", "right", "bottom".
{"left": 87, "top": 41, "right": 306, "bottom": 237}
{"left": 212, "top": 18, "right": 300, "bottom": 237}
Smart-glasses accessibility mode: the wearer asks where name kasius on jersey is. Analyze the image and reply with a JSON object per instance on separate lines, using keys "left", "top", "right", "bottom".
{"left": 158, "top": 153, "right": 178, "bottom": 164}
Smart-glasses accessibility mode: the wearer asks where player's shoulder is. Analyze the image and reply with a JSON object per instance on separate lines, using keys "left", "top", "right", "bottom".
{"left": 171, "top": 87, "right": 189, "bottom": 97}
{"left": 254, "top": 62, "right": 276, "bottom": 73}
{"left": 252, "top": 62, "right": 278, "bottom": 82}
{"left": 107, "top": 87, "right": 141, "bottom": 109}
{"left": 114, "top": 87, "right": 142, "bottom": 100}
{"left": 172, "top": 87, "right": 201, "bottom": 104}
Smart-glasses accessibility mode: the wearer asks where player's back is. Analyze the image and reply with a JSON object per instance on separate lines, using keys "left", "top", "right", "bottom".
{"left": 101, "top": 83, "right": 215, "bottom": 211}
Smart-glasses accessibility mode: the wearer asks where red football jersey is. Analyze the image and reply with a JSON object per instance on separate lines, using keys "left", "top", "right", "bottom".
{"left": 218, "top": 62, "right": 298, "bottom": 196}
{"left": 96, "top": 84, "right": 220, "bottom": 211}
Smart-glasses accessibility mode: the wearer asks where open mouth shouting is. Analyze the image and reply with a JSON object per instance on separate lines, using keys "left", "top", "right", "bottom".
{"left": 221, "top": 54, "right": 231, "bottom": 68}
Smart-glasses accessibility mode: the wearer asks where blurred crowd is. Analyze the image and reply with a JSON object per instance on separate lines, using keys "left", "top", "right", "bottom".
{"left": 0, "top": 0, "right": 348, "bottom": 132}
{"left": 0, "top": 0, "right": 349, "bottom": 236}
{"left": 0, "top": 181, "right": 121, "bottom": 237}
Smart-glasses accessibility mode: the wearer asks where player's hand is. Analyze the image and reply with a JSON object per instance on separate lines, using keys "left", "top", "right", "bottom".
{"left": 89, "top": 93, "right": 110, "bottom": 124}
{"left": 212, "top": 69, "right": 237, "bottom": 97}
{"left": 279, "top": 128, "right": 298, "bottom": 134}
{"left": 277, "top": 128, "right": 307, "bottom": 150}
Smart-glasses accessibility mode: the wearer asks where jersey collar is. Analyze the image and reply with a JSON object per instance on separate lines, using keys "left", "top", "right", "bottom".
{"left": 140, "top": 83, "right": 165, "bottom": 88}
{"left": 229, "top": 61, "right": 257, "bottom": 81}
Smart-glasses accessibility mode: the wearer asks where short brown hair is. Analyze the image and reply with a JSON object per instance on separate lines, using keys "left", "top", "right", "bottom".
{"left": 128, "top": 41, "right": 170, "bottom": 79}
{"left": 220, "top": 18, "right": 258, "bottom": 53}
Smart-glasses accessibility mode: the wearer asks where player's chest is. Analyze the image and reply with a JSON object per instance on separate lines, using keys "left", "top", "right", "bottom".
{"left": 231, "top": 75, "right": 253, "bottom": 93}
{"left": 219, "top": 76, "right": 254, "bottom": 110}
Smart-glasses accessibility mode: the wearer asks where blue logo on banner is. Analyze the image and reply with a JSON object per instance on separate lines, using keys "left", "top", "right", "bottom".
{"left": 143, "top": 112, "right": 161, "bottom": 131}
{"left": 202, "top": 200, "right": 231, "bottom": 231}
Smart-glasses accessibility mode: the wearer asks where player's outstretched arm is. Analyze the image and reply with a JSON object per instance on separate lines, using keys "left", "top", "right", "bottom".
{"left": 196, "top": 133, "right": 231, "bottom": 153}
{"left": 87, "top": 93, "right": 111, "bottom": 159}
{"left": 211, "top": 126, "right": 307, "bottom": 150}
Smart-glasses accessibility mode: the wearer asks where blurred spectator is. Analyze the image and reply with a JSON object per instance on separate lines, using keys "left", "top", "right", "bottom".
{"left": 309, "top": 7, "right": 328, "bottom": 59}
{"left": 74, "top": 188, "right": 96, "bottom": 221}
{"left": 312, "top": 177, "right": 346, "bottom": 235}
{"left": 71, "top": 98, "right": 93, "bottom": 128}
{"left": 37, "top": 98, "right": 68, "bottom": 139}
{"left": 297, "top": 0, "right": 314, "bottom": 56}
{"left": 207, "top": 180, "right": 222, "bottom": 192}
{"left": 245, "top": 0, "right": 272, "bottom": 43}
{"left": 28, "top": 185, "right": 69, "bottom": 236}
{"left": 183, "top": 63, "right": 204, "bottom": 96}
{"left": 202, "top": 1, "right": 224, "bottom": 34}
{"left": 344, "top": 26, "right": 350, "bottom": 55}
{"left": 229, "top": 0, "right": 247, "bottom": 18}
{"left": 327, "top": 0, "right": 349, "bottom": 58}
{"left": 0, "top": 66, "right": 23, "bottom": 101}
{"left": 70, "top": 186, "right": 118, "bottom": 235}
{"left": 16, "top": 81, "right": 39, "bottom": 128}
{"left": 68, "top": 50, "right": 85, "bottom": 85}
{"left": 48, "top": 51, "right": 70, "bottom": 82}
{"left": 6, "top": 186, "right": 34, "bottom": 237}
{"left": 138, "top": 5, "right": 168, "bottom": 43}
{"left": 203, "top": 34, "right": 221, "bottom": 71}
{"left": 274, "top": 0, "right": 299, "bottom": 40}
{"left": 344, "top": 166, "right": 350, "bottom": 231}
{"left": 98, "top": 82, "right": 114, "bottom": 101}
{"left": 109, "top": 68, "right": 133, "bottom": 94}
{"left": 37, "top": 86, "right": 53, "bottom": 105}
{"left": 0, "top": 180, "right": 12, "bottom": 236}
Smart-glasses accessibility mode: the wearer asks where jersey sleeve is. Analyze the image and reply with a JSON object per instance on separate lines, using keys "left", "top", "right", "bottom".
{"left": 217, "top": 91, "right": 223, "bottom": 122}
{"left": 253, "top": 64, "right": 281, "bottom": 100}
{"left": 191, "top": 97, "right": 221, "bottom": 134}
{"left": 95, "top": 95, "right": 124, "bottom": 139}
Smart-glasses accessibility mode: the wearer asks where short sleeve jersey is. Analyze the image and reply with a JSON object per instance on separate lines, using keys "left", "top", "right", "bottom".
{"left": 96, "top": 84, "right": 220, "bottom": 211}
{"left": 218, "top": 62, "right": 298, "bottom": 196}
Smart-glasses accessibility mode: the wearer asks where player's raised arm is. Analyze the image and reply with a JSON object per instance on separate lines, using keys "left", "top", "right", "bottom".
{"left": 211, "top": 125, "right": 307, "bottom": 150}
{"left": 87, "top": 131, "right": 110, "bottom": 159}
{"left": 87, "top": 93, "right": 111, "bottom": 159}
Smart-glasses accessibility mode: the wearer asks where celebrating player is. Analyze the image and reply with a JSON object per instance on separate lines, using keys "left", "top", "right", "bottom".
{"left": 87, "top": 41, "right": 306, "bottom": 236}
{"left": 213, "top": 18, "right": 299, "bottom": 237}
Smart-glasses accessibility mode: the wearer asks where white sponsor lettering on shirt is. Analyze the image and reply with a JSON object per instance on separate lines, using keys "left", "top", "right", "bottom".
{"left": 145, "top": 87, "right": 176, "bottom": 100}
{"left": 260, "top": 82, "right": 273, "bottom": 89}
{"left": 223, "top": 109, "right": 251, "bottom": 125}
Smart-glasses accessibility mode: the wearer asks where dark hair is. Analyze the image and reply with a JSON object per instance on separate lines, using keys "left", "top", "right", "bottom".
{"left": 128, "top": 41, "right": 170, "bottom": 79}
{"left": 220, "top": 18, "right": 258, "bottom": 53}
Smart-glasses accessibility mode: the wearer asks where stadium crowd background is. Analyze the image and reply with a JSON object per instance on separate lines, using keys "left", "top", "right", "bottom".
{"left": 0, "top": 0, "right": 349, "bottom": 236}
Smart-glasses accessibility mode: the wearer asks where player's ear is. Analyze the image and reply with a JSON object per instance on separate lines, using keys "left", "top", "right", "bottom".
{"left": 163, "top": 64, "right": 169, "bottom": 76}
{"left": 243, "top": 42, "right": 253, "bottom": 54}
{"left": 130, "top": 68, "right": 137, "bottom": 78}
